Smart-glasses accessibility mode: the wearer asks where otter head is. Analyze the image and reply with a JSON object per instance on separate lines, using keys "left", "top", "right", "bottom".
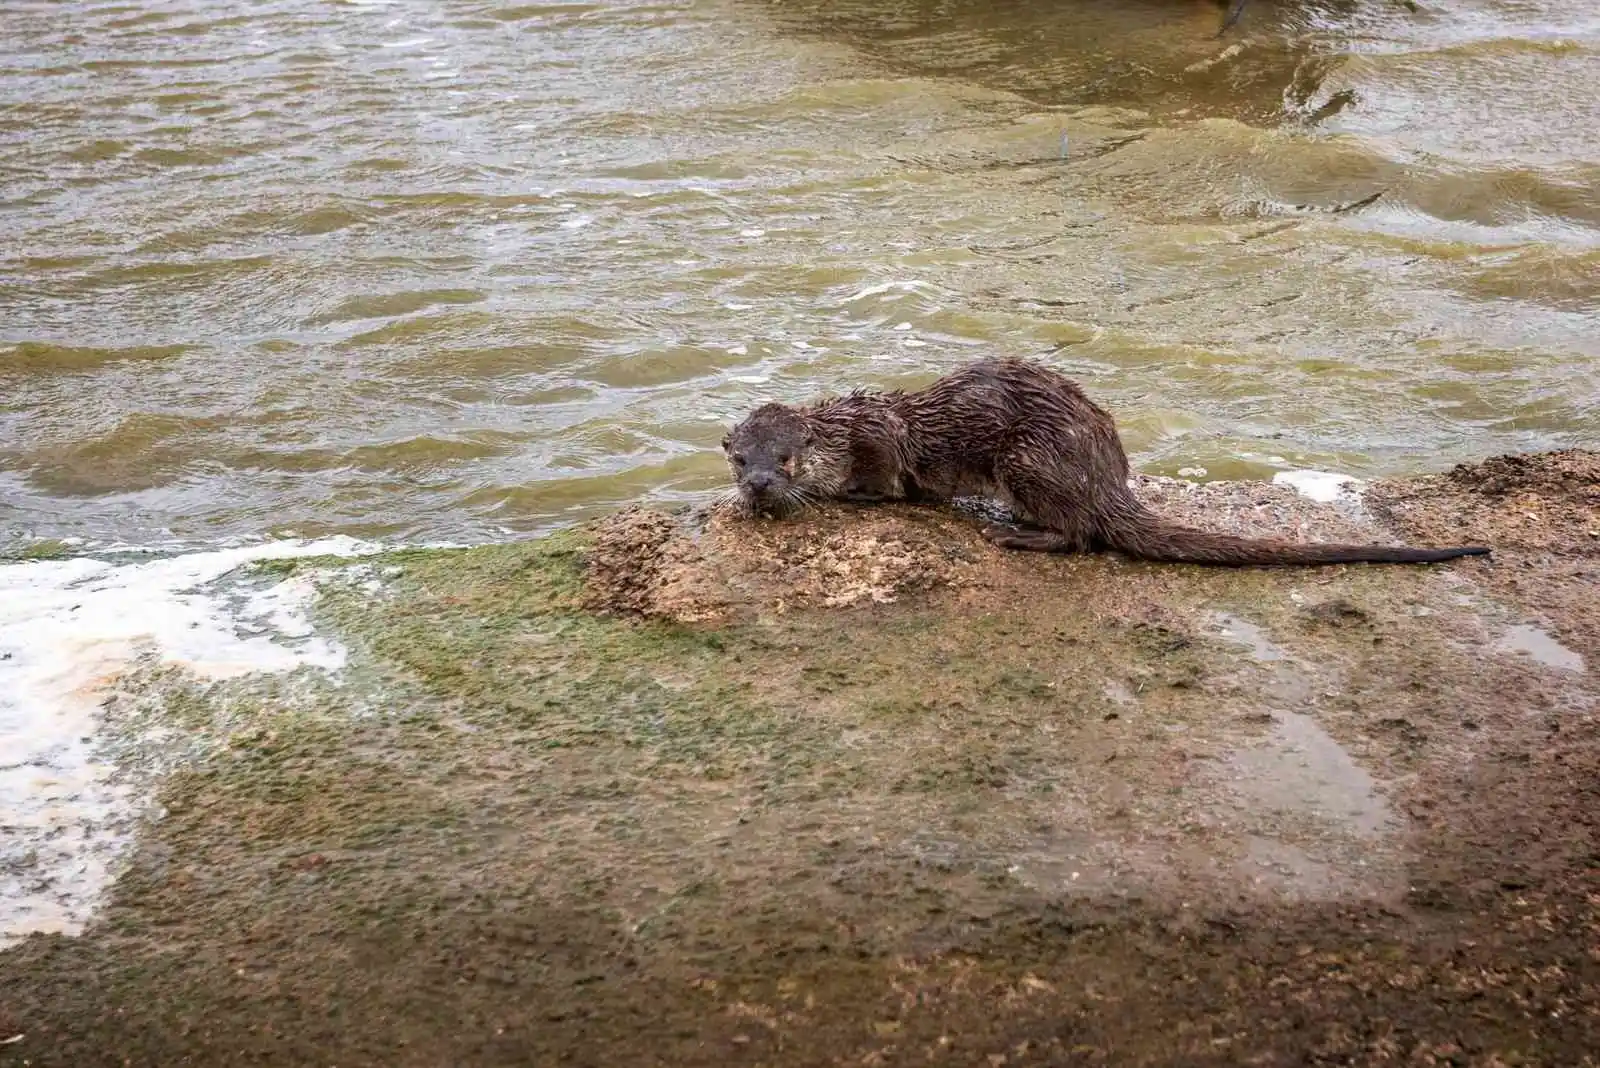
{"left": 722, "top": 402, "right": 815, "bottom": 516}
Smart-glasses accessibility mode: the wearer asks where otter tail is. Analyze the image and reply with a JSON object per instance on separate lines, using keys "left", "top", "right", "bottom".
{"left": 1099, "top": 509, "right": 1491, "bottom": 568}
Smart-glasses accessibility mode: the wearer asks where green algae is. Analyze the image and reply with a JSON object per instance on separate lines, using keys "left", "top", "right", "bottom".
{"left": 96, "top": 530, "right": 1477, "bottom": 890}
{"left": 0, "top": 537, "right": 73, "bottom": 561}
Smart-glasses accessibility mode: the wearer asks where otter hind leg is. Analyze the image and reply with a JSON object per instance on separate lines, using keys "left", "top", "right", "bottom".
{"left": 987, "top": 447, "right": 1097, "bottom": 555}
{"left": 982, "top": 527, "right": 1073, "bottom": 553}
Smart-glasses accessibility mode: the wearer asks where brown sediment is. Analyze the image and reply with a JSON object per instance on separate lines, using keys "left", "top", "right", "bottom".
{"left": 1, "top": 452, "right": 1597, "bottom": 1067}
{"left": 585, "top": 500, "right": 984, "bottom": 621}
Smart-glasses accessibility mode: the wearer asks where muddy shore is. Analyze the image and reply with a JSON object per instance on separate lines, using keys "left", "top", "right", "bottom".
{"left": 1, "top": 451, "right": 1597, "bottom": 1067}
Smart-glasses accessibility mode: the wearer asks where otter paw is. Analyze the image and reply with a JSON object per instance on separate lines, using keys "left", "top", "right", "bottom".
{"left": 983, "top": 528, "right": 1072, "bottom": 553}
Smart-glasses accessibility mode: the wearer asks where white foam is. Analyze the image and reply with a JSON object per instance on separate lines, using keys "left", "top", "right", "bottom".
{"left": 1271, "top": 469, "right": 1364, "bottom": 503}
{"left": 839, "top": 280, "right": 936, "bottom": 303}
{"left": 0, "top": 537, "right": 376, "bottom": 949}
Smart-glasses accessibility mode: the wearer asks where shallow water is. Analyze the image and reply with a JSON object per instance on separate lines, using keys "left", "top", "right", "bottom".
{"left": 1, "top": 0, "right": 1597, "bottom": 548}
{"left": 1210, "top": 610, "right": 1394, "bottom": 834}
{"left": 1496, "top": 621, "right": 1586, "bottom": 672}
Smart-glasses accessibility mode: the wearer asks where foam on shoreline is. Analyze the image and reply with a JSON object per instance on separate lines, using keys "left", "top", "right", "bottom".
{"left": 0, "top": 537, "right": 375, "bottom": 949}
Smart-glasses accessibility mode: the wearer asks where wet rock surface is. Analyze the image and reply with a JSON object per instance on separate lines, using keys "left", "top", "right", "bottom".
{"left": 1371, "top": 448, "right": 1600, "bottom": 670}
{"left": 1, "top": 452, "right": 1598, "bottom": 1066}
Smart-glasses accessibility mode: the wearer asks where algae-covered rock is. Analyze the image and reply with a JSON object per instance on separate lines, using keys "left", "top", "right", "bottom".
{"left": 1, "top": 452, "right": 1597, "bottom": 1067}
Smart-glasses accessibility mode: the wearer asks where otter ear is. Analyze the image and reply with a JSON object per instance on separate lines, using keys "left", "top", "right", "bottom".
{"left": 802, "top": 428, "right": 816, "bottom": 447}
{"left": 720, "top": 434, "right": 731, "bottom": 451}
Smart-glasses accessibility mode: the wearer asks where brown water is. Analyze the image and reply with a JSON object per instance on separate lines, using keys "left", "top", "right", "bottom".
{"left": 1, "top": 0, "right": 1596, "bottom": 547}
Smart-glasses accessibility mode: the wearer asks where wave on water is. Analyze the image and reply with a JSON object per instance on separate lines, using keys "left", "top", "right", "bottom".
{"left": 0, "top": 536, "right": 377, "bottom": 950}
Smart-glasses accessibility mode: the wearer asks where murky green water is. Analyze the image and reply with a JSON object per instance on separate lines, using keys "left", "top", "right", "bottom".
{"left": 2, "top": 0, "right": 1596, "bottom": 546}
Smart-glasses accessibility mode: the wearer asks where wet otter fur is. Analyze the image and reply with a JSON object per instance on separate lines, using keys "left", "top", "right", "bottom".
{"left": 720, "top": 358, "right": 1492, "bottom": 567}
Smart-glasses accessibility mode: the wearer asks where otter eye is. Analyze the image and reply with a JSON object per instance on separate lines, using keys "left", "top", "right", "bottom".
{"left": 731, "top": 453, "right": 746, "bottom": 466}
{"left": 777, "top": 453, "right": 792, "bottom": 465}
{"left": 721, "top": 435, "right": 731, "bottom": 451}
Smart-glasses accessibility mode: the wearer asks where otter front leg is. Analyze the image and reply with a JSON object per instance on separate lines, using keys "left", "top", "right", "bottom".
{"left": 840, "top": 470, "right": 911, "bottom": 505}
{"left": 835, "top": 429, "right": 918, "bottom": 505}
{"left": 843, "top": 478, "right": 931, "bottom": 505}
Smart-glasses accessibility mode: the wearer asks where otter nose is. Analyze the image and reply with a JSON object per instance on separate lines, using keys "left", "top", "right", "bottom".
{"left": 745, "top": 472, "right": 775, "bottom": 496}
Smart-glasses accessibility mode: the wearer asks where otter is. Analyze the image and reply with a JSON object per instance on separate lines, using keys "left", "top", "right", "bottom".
{"left": 720, "top": 358, "right": 1491, "bottom": 567}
